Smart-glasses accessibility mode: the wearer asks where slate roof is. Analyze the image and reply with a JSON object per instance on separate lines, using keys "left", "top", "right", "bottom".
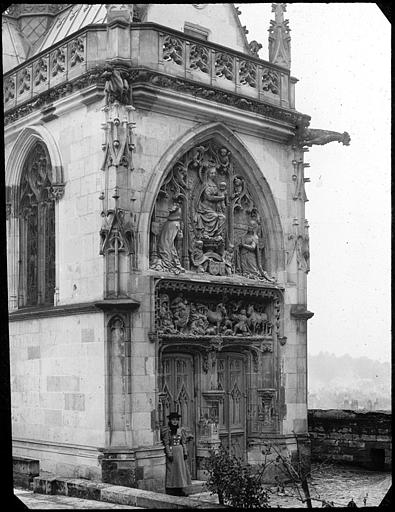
{"left": 2, "top": 3, "right": 251, "bottom": 74}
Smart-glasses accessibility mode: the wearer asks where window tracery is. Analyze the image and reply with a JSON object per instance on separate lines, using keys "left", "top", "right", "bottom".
{"left": 18, "top": 142, "right": 56, "bottom": 307}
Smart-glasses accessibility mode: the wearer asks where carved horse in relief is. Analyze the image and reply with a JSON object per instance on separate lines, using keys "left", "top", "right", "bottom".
{"left": 247, "top": 304, "right": 268, "bottom": 335}
{"left": 206, "top": 303, "right": 229, "bottom": 334}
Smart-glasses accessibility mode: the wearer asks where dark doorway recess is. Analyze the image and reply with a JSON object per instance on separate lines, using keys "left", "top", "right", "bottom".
{"left": 370, "top": 448, "right": 385, "bottom": 470}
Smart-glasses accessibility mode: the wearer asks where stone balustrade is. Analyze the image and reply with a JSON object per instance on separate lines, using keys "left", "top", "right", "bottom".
{"left": 4, "top": 23, "right": 296, "bottom": 114}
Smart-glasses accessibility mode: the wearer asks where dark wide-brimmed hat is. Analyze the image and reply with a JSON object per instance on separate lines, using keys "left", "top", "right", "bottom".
{"left": 167, "top": 412, "right": 181, "bottom": 420}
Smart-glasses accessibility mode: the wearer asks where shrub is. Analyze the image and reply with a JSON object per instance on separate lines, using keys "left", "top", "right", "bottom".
{"left": 205, "top": 445, "right": 270, "bottom": 508}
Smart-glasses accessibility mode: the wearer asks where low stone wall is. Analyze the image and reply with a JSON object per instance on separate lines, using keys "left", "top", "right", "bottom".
{"left": 308, "top": 409, "right": 391, "bottom": 470}
{"left": 13, "top": 456, "right": 40, "bottom": 488}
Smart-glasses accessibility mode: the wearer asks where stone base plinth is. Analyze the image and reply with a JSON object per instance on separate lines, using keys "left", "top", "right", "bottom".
{"left": 99, "top": 448, "right": 136, "bottom": 488}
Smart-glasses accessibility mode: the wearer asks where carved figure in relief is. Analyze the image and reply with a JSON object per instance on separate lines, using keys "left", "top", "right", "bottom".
{"left": 216, "top": 182, "right": 227, "bottom": 214}
{"left": 151, "top": 204, "right": 185, "bottom": 274}
{"left": 102, "top": 67, "right": 130, "bottom": 105}
{"left": 247, "top": 305, "right": 268, "bottom": 335}
{"left": 239, "top": 220, "right": 261, "bottom": 277}
{"left": 296, "top": 234, "right": 309, "bottom": 273}
{"left": 110, "top": 317, "right": 125, "bottom": 357}
{"left": 194, "top": 166, "right": 226, "bottom": 242}
{"left": 233, "top": 308, "right": 250, "bottom": 335}
{"left": 223, "top": 244, "right": 235, "bottom": 275}
{"left": 218, "top": 147, "right": 231, "bottom": 173}
{"left": 171, "top": 297, "right": 190, "bottom": 333}
{"left": 190, "top": 240, "right": 210, "bottom": 273}
{"left": 159, "top": 295, "right": 177, "bottom": 334}
{"left": 189, "top": 303, "right": 209, "bottom": 335}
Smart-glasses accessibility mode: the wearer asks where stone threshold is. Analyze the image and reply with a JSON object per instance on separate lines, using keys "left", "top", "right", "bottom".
{"left": 33, "top": 475, "right": 226, "bottom": 509}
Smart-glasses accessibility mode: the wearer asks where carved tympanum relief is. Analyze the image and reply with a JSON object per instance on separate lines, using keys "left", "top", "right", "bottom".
{"left": 150, "top": 141, "right": 275, "bottom": 282}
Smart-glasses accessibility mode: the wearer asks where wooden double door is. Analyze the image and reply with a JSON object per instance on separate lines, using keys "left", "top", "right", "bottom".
{"left": 217, "top": 353, "right": 246, "bottom": 460}
{"left": 160, "top": 351, "right": 247, "bottom": 477}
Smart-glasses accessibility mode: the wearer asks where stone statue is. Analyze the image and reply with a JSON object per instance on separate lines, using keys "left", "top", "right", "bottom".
{"left": 223, "top": 244, "right": 235, "bottom": 275}
{"left": 296, "top": 234, "right": 310, "bottom": 273}
{"left": 190, "top": 239, "right": 210, "bottom": 273}
{"left": 248, "top": 40, "right": 262, "bottom": 57}
{"left": 302, "top": 128, "right": 351, "bottom": 147}
{"left": 194, "top": 166, "right": 226, "bottom": 243}
{"left": 151, "top": 203, "right": 185, "bottom": 274}
{"left": 238, "top": 220, "right": 262, "bottom": 277}
{"left": 102, "top": 67, "right": 130, "bottom": 105}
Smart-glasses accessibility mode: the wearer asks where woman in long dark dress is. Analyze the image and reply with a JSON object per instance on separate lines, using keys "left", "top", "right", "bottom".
{"left": 160, "top": 412, "right": 191, "bottom": 496}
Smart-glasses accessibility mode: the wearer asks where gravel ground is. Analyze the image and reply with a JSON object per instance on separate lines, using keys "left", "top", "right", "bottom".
{"left": 189, "top": 462, "right": 392, "bottom": 508}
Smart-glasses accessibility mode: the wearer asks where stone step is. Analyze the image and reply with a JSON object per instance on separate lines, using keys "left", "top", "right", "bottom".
{"left": 13, "top": 457, "right": 40, "bottom": 489}
{"left": 187, "top": 480, "right": 207, "bottom": 495}
{"left": 33, "top": 475, "right": 226, "bottom": 509}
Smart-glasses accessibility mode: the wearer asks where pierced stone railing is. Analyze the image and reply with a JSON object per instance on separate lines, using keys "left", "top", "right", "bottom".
{"left": 4, "top": 23, "right": 295, "bottom": 113}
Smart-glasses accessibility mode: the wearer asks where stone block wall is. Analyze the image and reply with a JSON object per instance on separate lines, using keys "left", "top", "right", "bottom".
{"left": 10, "top": 312, "right": 105, "bottom": 478}
{"left": 308, "top": 409, "right": 392, "bottom": 470}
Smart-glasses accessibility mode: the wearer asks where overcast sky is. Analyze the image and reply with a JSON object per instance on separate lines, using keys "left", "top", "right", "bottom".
{"left": 237, "top": 3, "right": 391, "bottom": 363}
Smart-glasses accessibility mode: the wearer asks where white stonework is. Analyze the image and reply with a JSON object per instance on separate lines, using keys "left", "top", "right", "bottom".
{"left": 4, "top": 3, "right": 323, "bottom": 488}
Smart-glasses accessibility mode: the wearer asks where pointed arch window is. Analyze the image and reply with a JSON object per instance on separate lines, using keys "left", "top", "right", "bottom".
{"left": 18, "top": 142, "right": 56, "bottom": 307}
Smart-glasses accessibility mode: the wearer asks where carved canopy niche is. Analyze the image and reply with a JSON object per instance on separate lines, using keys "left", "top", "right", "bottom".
{"left": 149, "top": 139, "right": 277, "bottom": 281}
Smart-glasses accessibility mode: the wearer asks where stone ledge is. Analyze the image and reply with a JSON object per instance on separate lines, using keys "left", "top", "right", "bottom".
{"left": 33, "top": 475, "right": 226, "bottom": 509}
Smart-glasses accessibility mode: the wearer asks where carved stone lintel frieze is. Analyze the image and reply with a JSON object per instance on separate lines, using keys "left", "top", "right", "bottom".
{"left": 155, "top": 279, "right": 282, "bottom": 340}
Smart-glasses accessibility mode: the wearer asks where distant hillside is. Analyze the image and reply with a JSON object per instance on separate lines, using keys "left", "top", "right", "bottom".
{"left": 307, "top": 352, "right": 391, "bottom": 409}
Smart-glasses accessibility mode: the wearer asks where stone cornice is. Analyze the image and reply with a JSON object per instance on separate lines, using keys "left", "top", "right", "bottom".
{"left": 4, "top": 66, "right": 309, "bottom": 130}
{"left": 8, "top": 302, "right": 101, "bottom": 321}
{"left": 131, "top": 71, "right": 309, "bottom": 131}
{"left": 155, "top": 276, "right": 283, "bottom": 297}
{"left": 8, "top": 298, "right": 140, "bottom": 321}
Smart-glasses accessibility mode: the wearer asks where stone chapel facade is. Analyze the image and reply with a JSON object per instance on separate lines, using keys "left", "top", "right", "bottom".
{"left": 4, "top": 4, "right": 349, "bottom": 490}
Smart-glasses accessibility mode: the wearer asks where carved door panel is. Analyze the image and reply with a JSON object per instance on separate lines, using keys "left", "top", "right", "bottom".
{"left": 160, "top": 354, "right": 196, "bottom": 478}
{"left": 217, "top": 353, "right": 246, "bottom": 460}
